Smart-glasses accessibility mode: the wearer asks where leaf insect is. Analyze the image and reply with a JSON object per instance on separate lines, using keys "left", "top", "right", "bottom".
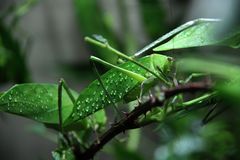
{"left": 0, "top": 37, "right": 173, "bottom": 132}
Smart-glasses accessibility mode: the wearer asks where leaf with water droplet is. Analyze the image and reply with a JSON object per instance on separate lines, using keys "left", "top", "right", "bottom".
{"left": 154, "top": 20, "right": 219, "bottom": 51}
{"left": 153, "top": 19, "right": 240, "bottom": 51}
{"left": 92, "top": 34, "right": 108, "bottom": 44}
{"left": 0, "top": 83, "right": 78, "bottom": 125}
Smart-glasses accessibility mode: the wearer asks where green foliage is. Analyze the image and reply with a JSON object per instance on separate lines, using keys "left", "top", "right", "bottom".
{"left": 1, "top": 13, "right": 240, "bottom": 160}
{"left": 0, "top": 84, "right": 77, "bottom": 124}
{"left": 52, "top": 148, "right": 75, "bottom": 160}
{"left": 111, "top": 142, "right": 144, "bottom": 160}
{"left": 139, "top": 0, "right": 167, "bottom": 39}
{"left": 0, "top": 0, "right": 36, "bottom": 83}
{"left": 178, "top": 57, "right": 240, "bottom": 106}
{"left": 154, "top": 19, "right": 240, "bottom": 51}
{"left": 73, "top": 0, "right": 119, "bottom": 63}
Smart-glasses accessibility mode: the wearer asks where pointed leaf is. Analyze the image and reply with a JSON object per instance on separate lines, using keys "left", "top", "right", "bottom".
{"left": 0, "top": 83, "right": 78, "bottom": 124}
{"left": 154, "top": 19, "right": 240, "bottom": 51}
{"left": 178, "top": 58, "right": 240, "bottom": 105}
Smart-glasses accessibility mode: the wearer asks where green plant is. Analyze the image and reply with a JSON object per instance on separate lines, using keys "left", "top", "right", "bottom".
{"left": 0, "top": 18, "right": 240, "bottom": 160}
{"left": 0, "top": 0, "right": 36, "bottom": 83}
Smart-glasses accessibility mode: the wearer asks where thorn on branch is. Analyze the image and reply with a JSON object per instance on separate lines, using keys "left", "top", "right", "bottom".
{"left": 73, "top": 81, "right": 212, "bottom": 160}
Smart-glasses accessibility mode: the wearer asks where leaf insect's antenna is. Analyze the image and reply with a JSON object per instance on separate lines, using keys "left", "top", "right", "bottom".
{"left": 90, "top": 58, "right": 122, "bottom": 116}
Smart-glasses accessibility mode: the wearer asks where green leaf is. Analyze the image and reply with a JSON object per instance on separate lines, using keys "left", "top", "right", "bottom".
{"left": 219, "top": 29, "right": 240, "bottom": 48}
{"left": 177, "top": 58, "right": 240, "bottom": 80}
{"left": 153, "top": 19, "right": 240, "bottom": 51}
{"left": 217, "top": 82, "right": 240, "bottom": 105}
{"left": 0, "top": 46, "right": 9, "bottom": 67}
{"left": 0, "top": 83, "right": 78, "bottom": 124}
{"left": 178, "top": 58, "right": 240, "bottom": 105}
{"left": 111, "top": 142, "right": 144, "bottom": 160}
{"left": 52, "top": 148, "right": 75, "bottom": 160}
{"left": 14, "top": 0, "right": 37, "bottom": 18}
{"left": 135, "top": 18, "right": 220, "bottom": 56}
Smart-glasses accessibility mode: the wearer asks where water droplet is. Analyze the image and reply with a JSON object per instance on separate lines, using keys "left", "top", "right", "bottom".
{"left": 71, "top": 113, "right": 75, "bottom": 118}
{"left": 85, "top": 107, "right": 89, "bottom": 112}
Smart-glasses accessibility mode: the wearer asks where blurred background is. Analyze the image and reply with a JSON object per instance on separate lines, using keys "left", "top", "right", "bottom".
{"left": 0, "top": 0, "right": 239, "bottom": 159}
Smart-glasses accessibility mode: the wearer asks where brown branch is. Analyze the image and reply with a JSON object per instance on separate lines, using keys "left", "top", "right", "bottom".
{"left": 75, "top": 82, "right": 212, "bottom": 160}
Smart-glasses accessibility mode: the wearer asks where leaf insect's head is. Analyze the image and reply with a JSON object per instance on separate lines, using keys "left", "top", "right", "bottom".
{"left": 152, "top": 54, "right": 174, "bottom": 75}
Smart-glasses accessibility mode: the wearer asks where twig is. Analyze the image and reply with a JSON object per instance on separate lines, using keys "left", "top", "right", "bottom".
{"left": 75, "top": 82, "right": 212, "bottom": 160}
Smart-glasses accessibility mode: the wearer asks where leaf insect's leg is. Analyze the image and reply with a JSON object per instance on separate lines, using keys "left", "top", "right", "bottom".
{"left": 182, "top": 73, "right": 208, "bottom": 84}
{"left": 88, "top": 115, "right": 101, "bottom": 144}
{"left": 85, "top": 37, "right": 170, "bottom": 85}
{"left": 90, "top": 56, "right": 147, "bottom": 83}
{"left": 90, "top": 58, "right": 122, "bottom": 117}
{"left": 156, "top": 66, "right": 171, "bottom": 83}
{"left": 90, "top": 56, "right": 149, "bottom": 119}
{"left": 171, "top": 71, "right": 183, "bottom": 110}
{"left": 138, "top": 82, "right": 145, "bottom": 104}
{"left": 58, "top": 78, "right": 76, "bottom": 132}
{"left": 138, "top": 77, "right": 155, "bottom": 104}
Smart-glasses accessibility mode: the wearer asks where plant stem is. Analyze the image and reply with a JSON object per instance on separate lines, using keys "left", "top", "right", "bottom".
{"left": 75, "top": 81, "right": 211, "bottom": 160}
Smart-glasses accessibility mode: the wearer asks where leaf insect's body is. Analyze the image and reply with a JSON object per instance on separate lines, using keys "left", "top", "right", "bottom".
{"left": 0, "top": 53, "right": 172, "bottom": 130}
{"left": 64, "top": 54, "right": 173, "bottom": 126}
